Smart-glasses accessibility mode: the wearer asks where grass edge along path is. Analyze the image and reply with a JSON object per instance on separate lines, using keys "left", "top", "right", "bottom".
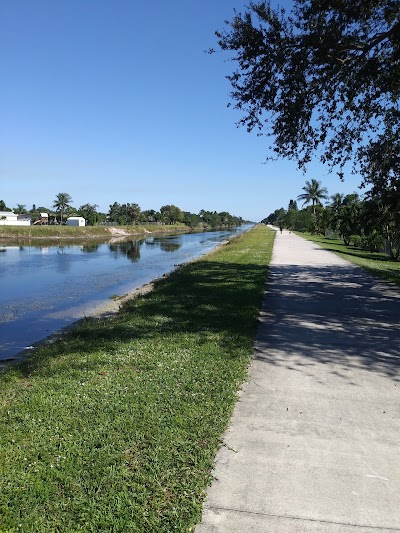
{"left": 298, "top": 232, "right": 400, "bottom": 287}
{"left": 0, "top": 224, "right": 275, "bottom": 532}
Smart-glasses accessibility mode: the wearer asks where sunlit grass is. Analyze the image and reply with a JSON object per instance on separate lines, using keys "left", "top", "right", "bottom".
{"left": 0, "top": 225, "right": 275, "bottom": 532}
{"left": 299, "top": 232, "right": 400, "bottom": 286}
{"left": 0, "top": 224, "right": 188, "bottom": 239}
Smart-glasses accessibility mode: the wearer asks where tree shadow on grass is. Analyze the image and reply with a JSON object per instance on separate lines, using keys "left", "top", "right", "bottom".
{"left": 17, "top": 257, "right": 400, "bottom": 384}
{"left": 309, "top": 236, "right": 391, "bottom": 261}
{"left": 321, "top": 246, "right": 393, "bottom": 263}
{"left": 18, "top": 260, "right": 269, "bottom": 376}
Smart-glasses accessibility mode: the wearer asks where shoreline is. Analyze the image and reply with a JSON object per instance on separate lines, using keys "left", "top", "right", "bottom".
{"left": 0, "top": 224, "right": 192, "bottom": 241}
{"left": 0, "top": 225, "right": 275, "bottom": 531}
{"left": 0, "top": 238, "right": 231, "bottom": 370}
{"left": 0, "top": 223, "right": 245, "bottom": 241}
{"left": 0, "top": 278, "right": 158, "bottom": 370}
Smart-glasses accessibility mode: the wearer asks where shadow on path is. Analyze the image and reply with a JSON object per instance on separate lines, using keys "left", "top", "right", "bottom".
{"left": 255, "top": 263, "right": 400, "bottom": 382}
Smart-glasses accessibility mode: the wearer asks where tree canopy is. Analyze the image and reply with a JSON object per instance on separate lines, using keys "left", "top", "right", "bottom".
{"left": 160, "top": 205, "right": 184, "bottom": 225}
{"left": 214, "top": 0, "right": 400, "bottom": 188}
{"left": 0, "top": 200, "right": 11, "bottom": 212}
{"left": 107, "top": 202, "right": 141, "bottom": 226}
{"left": 78, "top": 203, "right": 101, "bottom": 226}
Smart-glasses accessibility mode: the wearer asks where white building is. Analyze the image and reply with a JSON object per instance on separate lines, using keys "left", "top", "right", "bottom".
{"left": 0, "top": 211, "right": 31, "bottom": 226}
{"left": 66, "top": 216, "right": 86, "bottom": 227}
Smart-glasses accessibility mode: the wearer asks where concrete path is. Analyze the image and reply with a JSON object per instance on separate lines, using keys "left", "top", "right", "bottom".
{"left": 196, "top": 230, "right": 400, "bottom": 532}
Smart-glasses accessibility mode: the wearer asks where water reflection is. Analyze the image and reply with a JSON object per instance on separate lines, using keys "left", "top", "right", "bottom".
{"left": 155, "top": 236, "right": 182, "bottom": 253}
{"left": 55, "top": 252, "right": 71, "bottom": 273}
{"left": 109, "top": 240, "right": 142, "bottom": 262}
{"left": 0, "top": 226, "right": 252, "bottom": 362}
{"left": 82, "top": 243, "right": 100, "bottom": 253}
{"left": 109, "top": 237, "right": 183, "bottom": 260}
{"left": 144, "top": 237, "right": 182, "bottom": 252}
{"left": 0, "top": 238, "right": 108, "bottom": 248}
{"left": 159, "top": 241, "right": 182, "bottom": 252}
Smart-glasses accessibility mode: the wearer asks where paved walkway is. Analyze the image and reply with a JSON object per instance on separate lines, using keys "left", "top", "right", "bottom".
{"left": 196, "top": 230, "right": 400, "bottom": 532}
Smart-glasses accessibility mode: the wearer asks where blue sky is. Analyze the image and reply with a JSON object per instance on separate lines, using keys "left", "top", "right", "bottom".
{"left": 1, "top": 0, "right": 363, "bottom": 221}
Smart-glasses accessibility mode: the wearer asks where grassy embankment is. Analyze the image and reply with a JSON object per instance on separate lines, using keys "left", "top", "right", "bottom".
{"left": 0, "top": 225, "right": 275, "bottom": 532}
{"left": 298, "top": 232, "right": 400, "bottom": 287}
{"left": 0, "top": 224, "right": 190, "bottom": 240}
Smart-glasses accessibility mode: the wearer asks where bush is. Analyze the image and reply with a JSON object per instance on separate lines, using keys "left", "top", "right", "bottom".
{"left": 360, "top": 231, "right": 384, "bottom": 252}
{"left": 350, "top": 235, "right": 362, "bottom": 247}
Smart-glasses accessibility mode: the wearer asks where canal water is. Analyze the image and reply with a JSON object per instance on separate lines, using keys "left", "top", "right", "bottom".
{"left": 0, "top": 227, "right": 251, "bottom": 362}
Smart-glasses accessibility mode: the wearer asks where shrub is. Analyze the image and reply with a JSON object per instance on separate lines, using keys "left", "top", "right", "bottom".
{"left": 360, "top": 231, "right": 384, "bottom": 252}
{"left": 350, "top": 235, "right": 362, "bottom": 247}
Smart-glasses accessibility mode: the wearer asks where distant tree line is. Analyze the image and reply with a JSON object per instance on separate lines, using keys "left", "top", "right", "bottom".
{"left": 0, "top": 194, "right": 244, "bottom": 229}
{"left": 262, "top": 179, "right": 400, "bottom": 260}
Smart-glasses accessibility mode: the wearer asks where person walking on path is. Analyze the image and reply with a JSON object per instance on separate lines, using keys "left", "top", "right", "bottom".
{"left": 196, "top": 231, "right": 400, "bottom": 532}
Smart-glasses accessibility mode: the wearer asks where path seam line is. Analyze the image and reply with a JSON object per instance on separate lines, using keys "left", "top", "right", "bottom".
{"left": 203, "top": 504, "right": 400, "bottom": 531}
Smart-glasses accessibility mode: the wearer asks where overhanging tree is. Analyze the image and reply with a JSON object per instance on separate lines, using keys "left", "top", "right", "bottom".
{"left": 213, "top": 1, "right": 400, "bottom": 187}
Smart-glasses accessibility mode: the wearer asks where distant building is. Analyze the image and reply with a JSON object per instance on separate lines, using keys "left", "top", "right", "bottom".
{"left": 32, "top": 213, "right": 49, "bottom": 225}
{"left": 66, "top": 216, "right": 86, "bottom": 227}
{"left": 0, "top": 211, "right": 31, "bottom": 226}
{"left": 17, "top": 214, "right": 32, "bottom": 223}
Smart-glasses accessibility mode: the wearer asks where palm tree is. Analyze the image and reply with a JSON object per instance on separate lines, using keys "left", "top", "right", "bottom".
{"left": 15, "top": 204, "right": 26, "bottom": 214}
{"left": 297, "top": 179, "right": 329, "bottom": 216}
{"left": 53, "top": 192, "right": 72, "bottom": 224}
{"left": 330, "top": 193, "right": 344, "bottom": 211}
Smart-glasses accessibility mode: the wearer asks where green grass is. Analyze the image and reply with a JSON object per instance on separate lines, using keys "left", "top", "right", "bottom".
{"left": 298, "top": 232, "right": 400, "bottom": 286}
{"left": 0, "top": 225, "right": 275, "bottom": 532}
{"left": 0, "top": 224, "right": 190, "bottom": 239}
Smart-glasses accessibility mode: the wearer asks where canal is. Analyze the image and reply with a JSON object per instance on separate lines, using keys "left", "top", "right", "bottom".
{"left": 0, "top": 226, "right": 251, "bottom": 362}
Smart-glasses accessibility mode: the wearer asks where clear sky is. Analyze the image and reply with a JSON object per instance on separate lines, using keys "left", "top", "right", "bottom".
{"left": 1, "top": 0, "right": 363, "bottom": 221}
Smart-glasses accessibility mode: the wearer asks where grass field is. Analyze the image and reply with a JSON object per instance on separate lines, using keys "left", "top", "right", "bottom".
{"left": 0, "top": 224, "right": 189, "bottom": 239}
{"left": 298, "top": 233, "right": 400, "bottom": 287}
{"left": 0, "top": 225, "right": 275, "bottom": 532}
